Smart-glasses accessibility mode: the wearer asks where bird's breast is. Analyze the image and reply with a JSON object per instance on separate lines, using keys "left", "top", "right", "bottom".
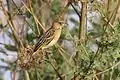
{"left": 42, "top": 29, "right": 62, "bottom": 49}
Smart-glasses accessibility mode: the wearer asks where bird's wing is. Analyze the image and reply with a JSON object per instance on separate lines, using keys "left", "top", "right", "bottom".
{"left": 34, "top": 28, "right": 54, "bottom": 52}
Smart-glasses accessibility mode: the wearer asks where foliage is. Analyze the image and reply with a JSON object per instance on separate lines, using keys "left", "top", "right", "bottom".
{"left": 0, "top": 0, "right": 120, "bottom": 80}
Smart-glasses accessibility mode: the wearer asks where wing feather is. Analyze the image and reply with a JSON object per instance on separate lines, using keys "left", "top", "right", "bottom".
{"left": 34, "top": 28, "right": 54, "bottom": 52}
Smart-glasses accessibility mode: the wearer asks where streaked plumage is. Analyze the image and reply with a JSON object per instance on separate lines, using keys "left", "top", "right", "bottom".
{"left": 34, "top": 21, "right": 63, "bottom": 52}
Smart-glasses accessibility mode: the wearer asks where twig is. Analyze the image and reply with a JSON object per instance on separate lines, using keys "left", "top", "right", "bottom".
{"left": 28, "top": 0, "right": 41, "bottom": 35}
{"left": 86, "top": 61, "right": 120, "bottom": 78}
{"left": 0, "top": 1, "right": 24, "bottom": 48}
{"left": 11, "top": 0, "right": 22, "bottom": 15}
{"left": 70, "top": 1, "right": 86, "bottom": 44}
{"left": 79, "top": 0, "right": 87, "bottom": 44}
{"left": 24, "top": 70, "right": 30, "bottom": 80}
{"left": 83, "top": 46, "right": 100, "bottom": 77}
{"left": 22, "top": 1, "right": 46, "bottom": 32}
{"left": 44, "top": 60, "right": 63, "bottom": 80}
{"left": 106, "top": 0, "right": 110, "bottom": 19}
{"left": 110, "top": 0, "right": 120, "bottom": 24}
{"left": 10, "top": 0, "right": 37, "bottom": 36}
{"left": 70, "top": 3, "right": 81, "bottom": 18}
{"left": 12, "top": 70, "right": 16, "bottom": 80}
{"left": 55, "top": 43, "right": 74, "bottom": 68}
{"left": 93, "top": 3, "right": 115, "bottom": 32}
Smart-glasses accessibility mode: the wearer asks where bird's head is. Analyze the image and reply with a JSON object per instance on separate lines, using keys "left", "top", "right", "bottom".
{"left": 52, "top": 21, "right": 64, "bottom": 30}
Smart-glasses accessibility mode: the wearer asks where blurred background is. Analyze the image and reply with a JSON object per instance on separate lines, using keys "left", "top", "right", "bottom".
{"left": 0, "top": 0, "right": 120, "bottom": 80}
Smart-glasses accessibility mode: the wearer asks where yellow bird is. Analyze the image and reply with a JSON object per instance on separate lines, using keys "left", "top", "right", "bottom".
{"left": 34, "top": 21, "right": 64, "bottom": 52}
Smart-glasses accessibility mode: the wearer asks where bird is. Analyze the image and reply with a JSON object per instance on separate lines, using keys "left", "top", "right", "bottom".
{"left": 33, "top": 21, "right": 64, "bottom": 52}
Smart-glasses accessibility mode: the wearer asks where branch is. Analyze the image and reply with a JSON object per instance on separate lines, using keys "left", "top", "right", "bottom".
{"left": 22, "top": 1, "right": 46, "bottom": 32}
{"left": 44, "top": 60, "right": 63, "bottom": 80}
{"left": 70, "top": 3, "right": 81, "bottom": 18}
{"left": 79, "top": 0, "right": 87, "bottom": 44}
{"left": 0, "top": 0, "right": 24, "bottom": 48}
